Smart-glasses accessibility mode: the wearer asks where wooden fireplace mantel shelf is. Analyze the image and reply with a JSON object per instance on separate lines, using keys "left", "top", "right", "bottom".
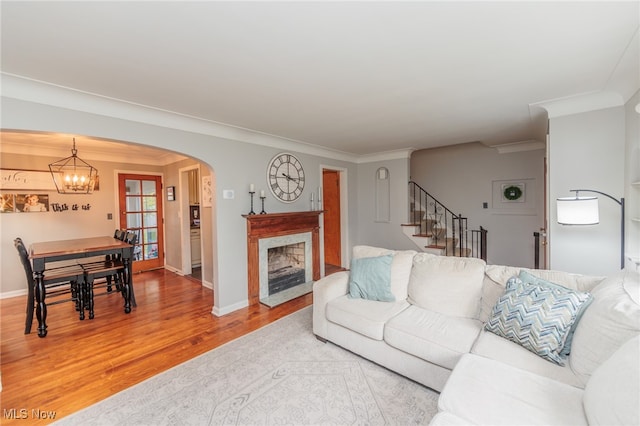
{"left": 243, "top": 211, "right": 324, "bottom": 238}
{"left": 244, "top": 211, "right": 323, "bottom": 306}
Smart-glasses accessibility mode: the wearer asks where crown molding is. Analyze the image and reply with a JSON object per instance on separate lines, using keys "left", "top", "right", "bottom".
{"left": 355, "top": 148, "right": 414, "bottom": 163}
{"left": 491, "top": 140, "right": 546, "bottom": 154}
{"left": 530, "top": 90, "right": 625, "bottom": 119}
{"left": 1, "top": 73, "right": 365, "bottom": 163}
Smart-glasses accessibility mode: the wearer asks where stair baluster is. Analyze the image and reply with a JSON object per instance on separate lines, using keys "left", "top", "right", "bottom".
{"left": 405, "top": 181, "right": 487, "bottom": 260}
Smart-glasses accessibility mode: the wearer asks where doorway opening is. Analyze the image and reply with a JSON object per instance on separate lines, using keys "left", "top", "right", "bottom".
{"left": 118, "top": 173, "right": 164, "bottom": 273}
{"left": 180, "top": 165, "right": 202, "bottom": 282}
{"left": 322, "top": 167, "right": 348, "bottom": 274}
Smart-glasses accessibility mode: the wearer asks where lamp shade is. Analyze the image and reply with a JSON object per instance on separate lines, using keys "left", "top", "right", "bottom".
{"left": 557, "top": 196, "right": 599, "bottom": 225}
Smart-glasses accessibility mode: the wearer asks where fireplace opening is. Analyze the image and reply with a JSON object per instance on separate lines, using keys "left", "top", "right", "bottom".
{"left": 268, "top": 242, "right": 305, "bottom": 295}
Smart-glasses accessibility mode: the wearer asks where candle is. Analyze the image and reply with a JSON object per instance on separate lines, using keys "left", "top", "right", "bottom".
{"left": 260, "top": 190, "right": 265, "bottom": 198}
{"left": 250, "top": 184, "right": 255, "bottom": 192}
{"left": 318, "top": 187, "right": 322, "bottom": 202}
{"left": 311, "top": 192, "right": 314, "bottom": 201}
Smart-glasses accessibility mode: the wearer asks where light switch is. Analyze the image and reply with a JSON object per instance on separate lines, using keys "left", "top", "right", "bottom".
{"left": 223, "top": 190, "right": 234, "bottom": 199}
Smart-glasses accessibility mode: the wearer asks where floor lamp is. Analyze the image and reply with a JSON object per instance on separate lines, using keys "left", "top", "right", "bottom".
{"left": 557, "top": 189, "right": 625, "bottom": 269}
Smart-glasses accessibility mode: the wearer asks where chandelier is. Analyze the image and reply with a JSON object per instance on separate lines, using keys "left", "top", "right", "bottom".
{"left": 48, "top": 138, "right": 98, "bottom": 194}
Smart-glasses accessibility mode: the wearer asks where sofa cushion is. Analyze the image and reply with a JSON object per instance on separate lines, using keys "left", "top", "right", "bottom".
{"left": 485, "top": 274, "right": 593, "bottom": 365}
{"left": 384, "top": 305, "right": 482, "bottom": 370}
{"left": 570, "top": 269, "right": 640, "bottom": 386}
{"left": 471, "top": 329, "right": 584, "bottom": 388}
{"left": 480, "top": 266, "right": 604, "bottom": 323}
{"left": 348, "top": 254, "right": 394, "bottom": 301}
{"left": 583, "top": 335, "right": 640, "bottom": 426}
{"left": 352, "top": 246, "right": 416, "bottom": 301}
{"left": 408, "top": 253, "right": 486, "bottom": 318}
{"left": 527, "top": 268, "right": 604, "bottom": 293}
{"left": 325, "top": 295, "right": 409, "bottom": 340}
{"left": 480, "top": 264, "right": 522, "bottom": 322}
{"left": 437, "top": 354, "right": 587, "bottom": 426}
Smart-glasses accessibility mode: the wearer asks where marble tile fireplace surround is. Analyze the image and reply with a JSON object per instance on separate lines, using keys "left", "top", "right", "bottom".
{"left": 244, "top": 211, "right": 322, "bottom": 307}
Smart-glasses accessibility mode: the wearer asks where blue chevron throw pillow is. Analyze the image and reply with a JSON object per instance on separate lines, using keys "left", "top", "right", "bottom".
{"left": 485, "top": 275, "right": 593, "bottom": 365}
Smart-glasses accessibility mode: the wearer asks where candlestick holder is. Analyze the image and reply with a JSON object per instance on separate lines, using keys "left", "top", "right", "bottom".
{"left": 248, "top": 191, "right": 256, "bottom": 215}
{"left": 260, "top": 196, "right": 267, "bottom": 214}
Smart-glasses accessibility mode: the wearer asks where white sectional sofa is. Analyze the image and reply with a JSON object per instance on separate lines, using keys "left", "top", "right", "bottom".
{"left": 312, "top": 245, "right": 640, "bottom": 425}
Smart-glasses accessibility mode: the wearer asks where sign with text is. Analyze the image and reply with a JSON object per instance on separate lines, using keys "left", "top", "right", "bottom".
{"left": 0, "top": 169, "right": 57, "bottom": 191}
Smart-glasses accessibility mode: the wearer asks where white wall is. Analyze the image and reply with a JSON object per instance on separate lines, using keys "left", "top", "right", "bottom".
{"left": 548, "top": 106, "right": 626, "bottom": 276}
{"left": 410, "top": 142, "right": 545, "bottom": 268}
{"left": 0, "top": 96, "right": 359, "bottom": 314}
{"left": 625, "top": 90, "right": 640, "bottom": 269}
{"left": 355, "top": 157, "right": 416, "bottom": 251}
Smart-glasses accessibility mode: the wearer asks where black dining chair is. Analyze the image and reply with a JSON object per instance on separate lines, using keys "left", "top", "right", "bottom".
{"left": 104, "top": 229, "right": 127, "bottom": 292}
{"left": 123, "top": 231, "right": 139, "bottom": 307}
{"left": 114, "top": 229, "right": 126, "bottom": 241}
{"left": 15, "top": 237, "right": 87, "bottom": 336}
{"left": 80, "top": 232, "right": 137, "bottom": 318}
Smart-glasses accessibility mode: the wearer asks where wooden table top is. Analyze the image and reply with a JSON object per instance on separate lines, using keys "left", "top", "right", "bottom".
{"left": 30, "top": 236, "right": 132, "bottom": 259}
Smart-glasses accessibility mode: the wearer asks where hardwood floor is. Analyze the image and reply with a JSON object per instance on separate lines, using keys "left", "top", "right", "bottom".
{"left": 0, "top": 269, "right": 312, "bottom": 425}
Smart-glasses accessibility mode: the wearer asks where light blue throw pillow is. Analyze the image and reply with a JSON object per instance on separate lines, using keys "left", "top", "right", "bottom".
{"left": 485, "top": 272, "right": 593, "bottom": 365}
{"left": 348, "top": 254, "right": 395, "bottom": 302}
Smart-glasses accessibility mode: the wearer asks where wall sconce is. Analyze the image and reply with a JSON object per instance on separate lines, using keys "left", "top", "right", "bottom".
{"left": 557, "top": 189, "right": 625, "bottom": 269}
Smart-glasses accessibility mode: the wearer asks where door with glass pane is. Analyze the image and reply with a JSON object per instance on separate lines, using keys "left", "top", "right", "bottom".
{"left": 118, "top": 174, "right": 164, "bottom": 272}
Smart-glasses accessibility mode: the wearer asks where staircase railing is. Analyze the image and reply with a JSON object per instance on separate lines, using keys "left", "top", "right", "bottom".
{"left": 408, "top": 181, "right": 487, "bottom": 260}
{"left": 471, "top": 226, "right": 488, "bottom": 262}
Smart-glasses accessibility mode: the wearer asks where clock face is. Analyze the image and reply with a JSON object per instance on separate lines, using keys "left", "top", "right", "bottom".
{"left": 267, "top": 153, "right": 305, "bottom": 203}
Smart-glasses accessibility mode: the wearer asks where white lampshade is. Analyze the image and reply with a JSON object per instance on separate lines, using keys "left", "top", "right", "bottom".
{"left": 557, "top": 196, "right": 599, "bottom": 225}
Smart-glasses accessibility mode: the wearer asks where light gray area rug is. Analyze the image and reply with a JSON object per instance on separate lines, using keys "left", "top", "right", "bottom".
{"left": 55, "top": 307, "right": 439, "bottom": 425}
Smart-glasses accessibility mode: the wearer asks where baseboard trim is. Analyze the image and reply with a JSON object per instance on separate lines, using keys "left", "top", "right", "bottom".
{"left": 0, "top": 289, "right": 27, "bottom": 299}
{"left": 164, "top": 265, "right": 183, "bottom": 275}
{"left": 212, "top": 299, "right": 248, "bottom": 317}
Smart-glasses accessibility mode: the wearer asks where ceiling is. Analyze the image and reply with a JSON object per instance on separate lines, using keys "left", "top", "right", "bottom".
{"left": 1, "top": 1, "right": 638, "bottom": 160}
{"left": 0, "top": 131, "right": 188, "bottom": 166}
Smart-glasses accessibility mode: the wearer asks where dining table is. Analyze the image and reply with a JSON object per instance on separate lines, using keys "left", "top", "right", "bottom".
{"left": 29, "top": 235, "right": 134, "bottom": 337}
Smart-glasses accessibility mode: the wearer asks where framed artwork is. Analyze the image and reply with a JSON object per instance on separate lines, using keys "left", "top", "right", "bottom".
{"left": 501, "top": 183, "right": 525, "bottom": 203}
{"left": 0, "top": 193, "right": 16, "bottom": 213}
{"left": 202, "top": 175, "right": 212, "bottom": 208}
{"left": 0, "top": 169, "right": 57, "bottom": 191}
{"left": 491, "top": 179, "right": 536, "bottom": 215}
{"left": 166, "top": 186, "right": 175, "bottom": 201}
{"left": 16, "top": 193, "right": 49, "bottom": 212}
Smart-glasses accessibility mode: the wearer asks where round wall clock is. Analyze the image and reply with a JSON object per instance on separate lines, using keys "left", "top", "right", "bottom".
{"left": 267, "top": 152, "right": 305, "bottom": 203}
